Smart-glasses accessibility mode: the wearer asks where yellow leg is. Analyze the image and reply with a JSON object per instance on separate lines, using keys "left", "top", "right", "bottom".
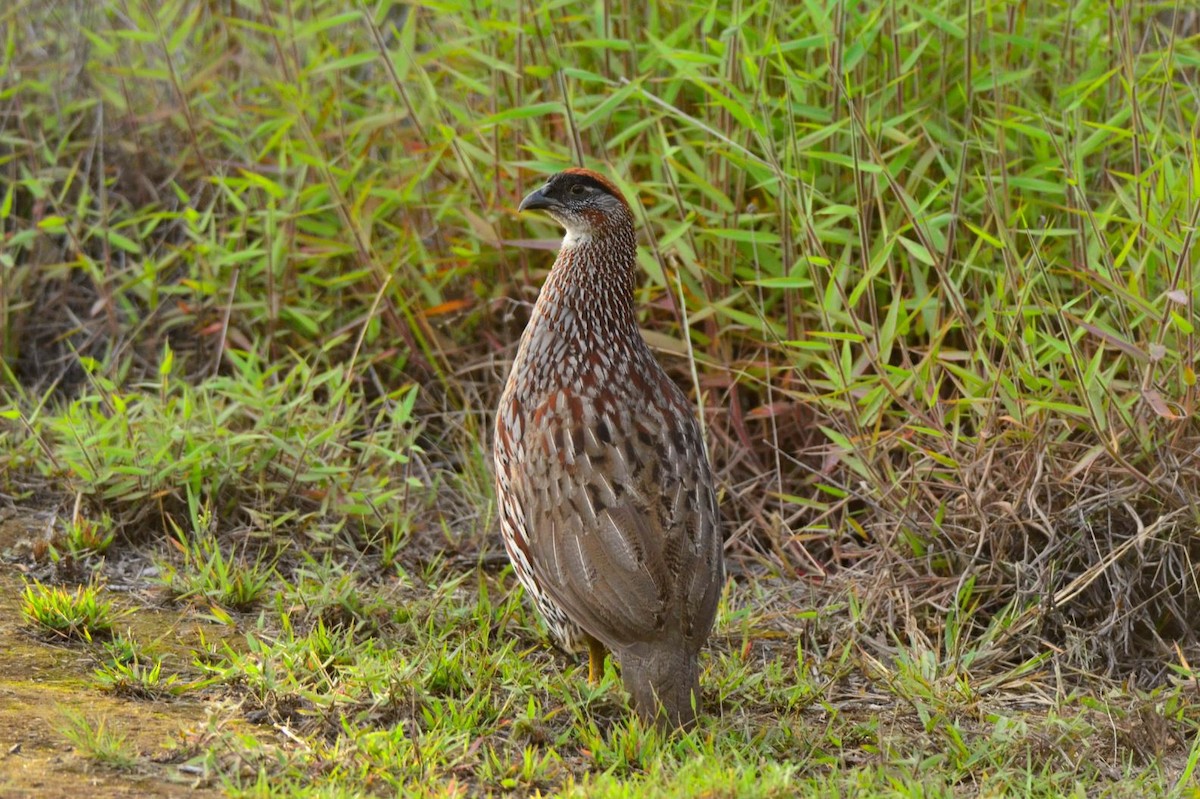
{"left": 587, "top": 637, "right": 607, "bottom": 685}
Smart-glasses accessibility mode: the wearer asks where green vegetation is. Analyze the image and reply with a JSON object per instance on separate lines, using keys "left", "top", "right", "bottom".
{"left": 61, "top": 508, "right": 117, "bottom": 558}
{"left": 2, "top": 0, "right": 1199, "bottom": 796}
{"left": 156, "top": 506, "right": 278, "bottom": 610}
{"left": 56, "top": 710, "right": 140, "bottom": 771}
{"left": 21, "top": 580, "right": 119, "bottom": 640}
{"left": 93, "top": 632, "right": 189, "bottom": 699}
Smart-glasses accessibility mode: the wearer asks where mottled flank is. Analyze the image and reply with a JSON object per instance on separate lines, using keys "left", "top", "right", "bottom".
{"left": 495, "top": 168, "right": 724, "bottom": 729}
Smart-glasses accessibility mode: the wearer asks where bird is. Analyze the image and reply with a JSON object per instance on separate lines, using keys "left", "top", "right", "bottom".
{"left": 493, "top": 167, "right": 725, "bottom": 729}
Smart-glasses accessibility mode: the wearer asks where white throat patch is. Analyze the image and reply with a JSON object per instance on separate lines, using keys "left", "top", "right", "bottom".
{"left": 562, "top": 228, "right": 593, "bottom": 248}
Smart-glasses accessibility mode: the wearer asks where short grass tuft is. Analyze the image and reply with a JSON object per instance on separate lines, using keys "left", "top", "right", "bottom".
{"left": 59, "top": 511, "right": 116, "bottom": 558}
{"left": 155, "top": 504, "right": 277, "bottom": 611}
{"left": 93, "top": 634, "right": 187, "bottom": 699}
{"left": 21, "top": 581, "right": 118, "bottom": 641}
{"left": 56, "top": 711, "right": 139, "bottom": 771}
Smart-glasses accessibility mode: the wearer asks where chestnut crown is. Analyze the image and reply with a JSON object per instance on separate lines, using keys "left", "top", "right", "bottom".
{"left": 518, "top": 168, "right": 631, "bottom": 242}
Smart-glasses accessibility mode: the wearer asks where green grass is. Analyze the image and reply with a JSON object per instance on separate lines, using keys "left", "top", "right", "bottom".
{"left": 93, "top": 632, "right": 188, "bottom": 699}
{"left": 157, "top": 509, "right": 278, "bottom": 611}
{"left": 2, "top": 0, "right": 1200, "bottom": 796}
{"left": 21, "top": 581, "right": 119, "bottom": 640}
{"left": 56, "top": 711, "right": 140, "bottom": 771}
{"left": 60, "top": 508, "right": 117, "bottom": 558}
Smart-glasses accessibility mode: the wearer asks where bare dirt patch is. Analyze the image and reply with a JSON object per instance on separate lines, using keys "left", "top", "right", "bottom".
{"left": 0, "top": 512, "right": 235, "bottom": 798}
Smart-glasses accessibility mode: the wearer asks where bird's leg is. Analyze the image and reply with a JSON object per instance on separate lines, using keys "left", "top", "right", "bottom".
{"left": 587, "top": 636, "right": 607, "bottom": 685}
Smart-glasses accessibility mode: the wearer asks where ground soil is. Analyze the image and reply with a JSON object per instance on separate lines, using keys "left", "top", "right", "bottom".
{"left": 0, "top": 513, "right": 233, "bottom": 799}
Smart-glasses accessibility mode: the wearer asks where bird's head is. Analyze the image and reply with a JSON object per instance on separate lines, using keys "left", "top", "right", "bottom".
{"left": 518, "top": 168, "right": 632, "bottom": 246}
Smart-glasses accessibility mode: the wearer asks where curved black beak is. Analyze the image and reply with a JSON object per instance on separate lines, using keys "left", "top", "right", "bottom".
{"left": 518, "top": 186, "right": 558, "bottom": 213}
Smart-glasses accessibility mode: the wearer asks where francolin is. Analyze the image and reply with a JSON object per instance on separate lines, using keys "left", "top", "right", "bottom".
{"left": 494, "top": 168, "right": 724, "bottom": 729}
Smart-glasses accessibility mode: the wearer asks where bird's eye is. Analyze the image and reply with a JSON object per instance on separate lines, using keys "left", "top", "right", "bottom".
{"left": 569, "top": 184, "right": 587, "bottom": 196}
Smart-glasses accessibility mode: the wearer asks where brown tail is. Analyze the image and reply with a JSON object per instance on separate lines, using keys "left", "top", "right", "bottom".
{"left": 618, "top": 645, "right": 701, "bottom": 730}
